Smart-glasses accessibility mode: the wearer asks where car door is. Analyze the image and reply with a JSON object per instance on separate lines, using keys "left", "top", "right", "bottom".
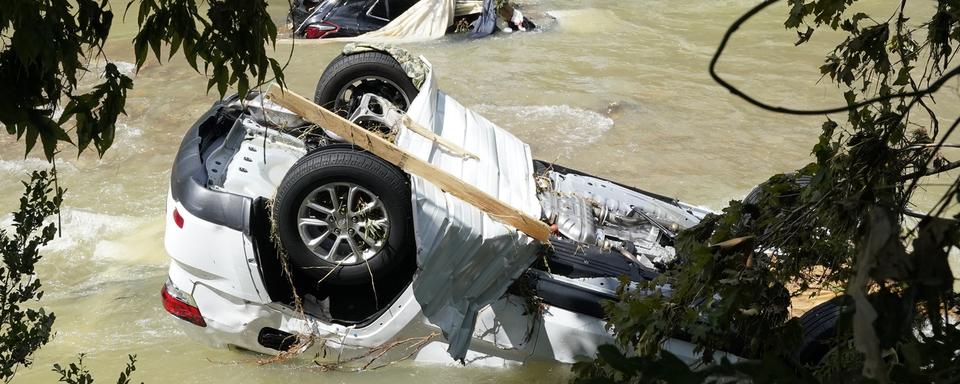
{"left": 322, "top": 0, "right": 367, "bottom": 37}
{"left": 358, "top": 0, "right": 391, "bottom": 34}
{"left": 388, "top": 0, "right": 419, "bottom": 16}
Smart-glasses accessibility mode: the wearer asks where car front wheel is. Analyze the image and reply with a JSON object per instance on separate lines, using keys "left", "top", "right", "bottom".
{"left": 314, "top": 51, "right": 419, "bottom": 117}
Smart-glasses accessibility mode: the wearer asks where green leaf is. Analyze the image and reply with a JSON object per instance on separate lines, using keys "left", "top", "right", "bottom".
{"left": 795, "top": 26, "right": 814, "bottom": 46}
{"left": 24, "top": 127, "right": 39, "bottom": 159}
{"left": 784, "top": 0, "right": 807, "bottom": 29}
{"left": 183, "top": 38, "right": 199, "bottom": 70}
{"left": 148, "top": 28, "right": 163, "bottom": 62}
{"left": 133, "top": 33, "right": 148, "bottom": 69}
{"left": 893, "top": 65, "right": 912, "bottom": 86}
{"left": 596, "top": 345, "right": 639, "bottom": 375}
{"left": 168, "top": 33, "right": 183, "bottom": 60}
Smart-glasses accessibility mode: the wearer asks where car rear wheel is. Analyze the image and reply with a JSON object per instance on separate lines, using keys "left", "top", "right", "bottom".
{"left": 797, "top": 296, "right": 847, "bottom": 364}
{"left": 314, "top": 51, "right": 419, "bottom": 117}
{"left": 272, "top": 146, "right": 414, "bottom": 285}
{"left": 797, "top": 296, "right": 902, "bottom": 380}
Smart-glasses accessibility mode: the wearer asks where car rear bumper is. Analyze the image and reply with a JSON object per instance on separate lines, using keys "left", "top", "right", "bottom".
{"left": 163, "top": 102, "right": 281, "bottom": 350}
{"left": 165, "top": 262, "right": 293, "bottom": 355}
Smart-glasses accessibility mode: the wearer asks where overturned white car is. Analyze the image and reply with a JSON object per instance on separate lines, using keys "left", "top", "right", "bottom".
{"left": 161, "top": 46, "right": 836, "bottom": 368}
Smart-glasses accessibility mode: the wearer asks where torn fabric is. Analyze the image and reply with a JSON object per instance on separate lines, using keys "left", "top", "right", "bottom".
{"left": 394, "top": 58, "right": 542, "bottom": 361}
{"left": 468, "top": 0, "right": 497, "bottom": 38}
{"left": 359, "top": 0, "right": 456, "bottom": 42}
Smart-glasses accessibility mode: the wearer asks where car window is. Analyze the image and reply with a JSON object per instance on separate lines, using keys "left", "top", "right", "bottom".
{"left": 367, "top": 0, "right": 389, "bottom": 21}
{"left": 388, "top": 0, "right": 418, "bottom": 17}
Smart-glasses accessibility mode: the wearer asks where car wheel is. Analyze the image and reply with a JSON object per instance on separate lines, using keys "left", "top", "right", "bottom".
{"left": 738, "top": 173, "right": 812, "bottom": 232}
{"left": 742, "top": 173, "right": 812, "bottom": 205}
{"left": 797, "top": 296, "right": 901, "bottom": 379}
{"left": 796, "top": 296, "right": 848, "bottom": 364}
{"left": 272, "top": 146, "right": 413, "bottom": 286}
{"left": 314, "top": 51, "right": 419, "bottom": 117}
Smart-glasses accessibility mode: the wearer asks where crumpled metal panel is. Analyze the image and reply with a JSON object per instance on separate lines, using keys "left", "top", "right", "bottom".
{"left": 394, "top": 59, "right": 542, "bottom": 361}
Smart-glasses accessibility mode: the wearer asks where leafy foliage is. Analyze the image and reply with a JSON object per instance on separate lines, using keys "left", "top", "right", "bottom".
{"left": 130, "top": 0, "right": 287, "bottom": 98}
{"left": 575, "top": 1, "right": 960, "bottom": 383}
{"left": 0, "top": 0, "right": 286, "bottom": 160}
{"left": 0, "top": 171, "right": 63, "bottom": 382}
{"left": 0, "top": 0, "right": 129, "bottom": 160}
{"left": 53, "top": 354, "right": 140, "bottom": 384}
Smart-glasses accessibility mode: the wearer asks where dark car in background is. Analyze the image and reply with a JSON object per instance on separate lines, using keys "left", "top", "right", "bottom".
{"left": 289, "top": 0, "right": 420, "bottom": 39}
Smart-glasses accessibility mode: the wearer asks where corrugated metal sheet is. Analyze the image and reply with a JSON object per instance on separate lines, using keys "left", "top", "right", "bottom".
{"left": 395, "top": 59, "right": 542, "bottom": 361}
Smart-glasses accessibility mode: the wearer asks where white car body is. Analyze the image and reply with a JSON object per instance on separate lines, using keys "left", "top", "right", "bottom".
{"left": 162, "top": 51, "right": 731, "bottom": 367}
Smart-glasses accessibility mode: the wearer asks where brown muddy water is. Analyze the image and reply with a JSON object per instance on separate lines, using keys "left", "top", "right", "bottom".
{"left": 4, "top": 0, "right": 958, "bottom": 382}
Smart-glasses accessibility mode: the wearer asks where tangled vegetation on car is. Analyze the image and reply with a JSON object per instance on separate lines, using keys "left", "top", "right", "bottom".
{"left": 574, "top": 0, "right": 960, "bottom": 383}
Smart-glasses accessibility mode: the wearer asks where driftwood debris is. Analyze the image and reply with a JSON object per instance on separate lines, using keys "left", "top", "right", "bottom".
{"left": 264, "top": 84, "right": 551, "bottom": 243}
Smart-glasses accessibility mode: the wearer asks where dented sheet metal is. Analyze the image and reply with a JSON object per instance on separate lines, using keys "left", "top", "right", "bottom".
{"left": 395, "top": 59, "right": 542, "bottom": 361}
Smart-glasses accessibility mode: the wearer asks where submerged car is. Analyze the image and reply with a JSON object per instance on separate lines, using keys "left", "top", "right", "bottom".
{"left": 161, "top": 47, "right": 839, "bottom": 367}
{"left": 288, "top": 0, "right": 535, "bottom": 39}
{"left": 289, "top": 0, "right": 420, "bottom": 39}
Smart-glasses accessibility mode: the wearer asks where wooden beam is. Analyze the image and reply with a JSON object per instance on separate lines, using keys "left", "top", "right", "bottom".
{"left": 400, "top": 115, "right": 479, "bottom": 160}
{"left": 264, "top": 84, "right": 551, "bottom": 243}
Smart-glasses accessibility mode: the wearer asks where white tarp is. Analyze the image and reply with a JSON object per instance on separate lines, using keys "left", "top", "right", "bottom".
{"left": 282, "top": 0, "right": 485, "bottom": 44}
{"left": 360, "top": 0, "right": 454, "bottom": 41}
{"left": 359, "top": 0, "right": 483, "bottom": 42}
{"left": 394, "top": 59, "right": 542, "bottom": 361}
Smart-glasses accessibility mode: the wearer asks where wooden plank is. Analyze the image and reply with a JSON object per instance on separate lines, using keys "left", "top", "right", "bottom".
{"left": 400, "top": 115, "right": 479, "bottom": 160}
{"left": 265, "top": 84, "right": 551, "bottom": 243}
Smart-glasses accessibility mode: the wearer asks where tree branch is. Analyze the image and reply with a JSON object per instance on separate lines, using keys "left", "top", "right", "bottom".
{"left": 899, "top": 159, "right": 960, "bottom": 181}
{"left": 709, "top": 0, "right": 960, "bottom": 116}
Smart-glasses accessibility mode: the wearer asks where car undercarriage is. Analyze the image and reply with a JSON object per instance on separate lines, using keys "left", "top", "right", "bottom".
{"left": 161, "top": 46, "right": 835, "bottom": 367}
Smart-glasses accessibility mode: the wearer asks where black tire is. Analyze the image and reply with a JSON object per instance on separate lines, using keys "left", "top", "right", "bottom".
{"left": 743, "top": 173, "right": 812, "bottom": 205}
{"left": 272, "top": 146, "right": 413, "bottom": 286}
{"left": 796, "top": 296, "right": 850, "bottom": 364}
{"left": 314, "top": 51, "right": 419, "bottom": 117}
{"left": 738, "top": 173, "right": 812, "bottom": 232}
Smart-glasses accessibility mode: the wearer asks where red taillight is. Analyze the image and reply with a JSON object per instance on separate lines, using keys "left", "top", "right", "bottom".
{"left": 172, "top": 208, "right": 184, "bottom": 228}
{"left": 304, "top": 21, "right": 339, "bottom": 39}
{"left": 161, "top": 281, "right": 206, "bottom": 327}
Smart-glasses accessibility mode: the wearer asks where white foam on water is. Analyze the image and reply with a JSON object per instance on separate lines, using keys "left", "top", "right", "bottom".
{"left": 0, "top": 157, "right": 53, "bottom": 174}
{"left": 41, "top": 207, "right": 147, "bottom": 254}
{"left": 474, "top": 104, "right": 614, "bottom": 148}
{"left": 113, "top": 61, "right": 137, "bottom": 76}
{"left": 108, "top": 122, "right": 147, "bottom": 156}
{"left": 119, "top": 122, "right": 144, "bottom": 138}
{"left": 93, "top": 240, "right": 129, "bottom": 260}
{"left": 0, "top": 123, "right": 142, "bottom": 176}
{"left": 90, "top": 60, "right": 137, "bottom": 78}
{"left": 0, "top": 208, "right": 163, "bottom": 301}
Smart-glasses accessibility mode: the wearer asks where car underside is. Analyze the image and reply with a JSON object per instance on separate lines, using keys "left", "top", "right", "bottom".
{"left": 161, "top": 46, "right": 836, "bottom": 367}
